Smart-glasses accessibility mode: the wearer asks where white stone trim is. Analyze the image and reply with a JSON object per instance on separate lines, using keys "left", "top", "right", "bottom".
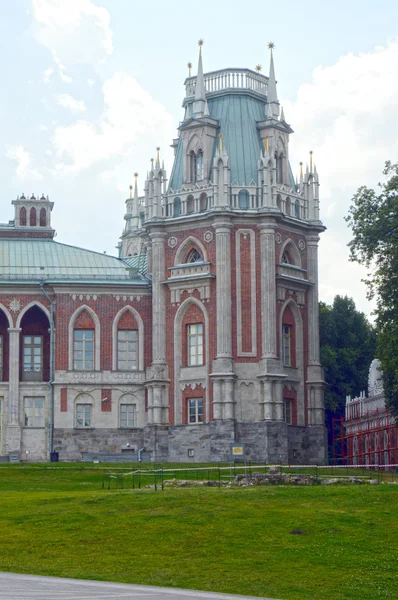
{"left": 235, "top": 229, "right": 257, "bottom": 357}
{"left": 279, "top": 298, "right": 305, "bottom": 425}
{"left": 16, "top": 301, "right": 51, "bottom": 328}
{"left": 174, "top": 235, "right": 208, "bottom": 265}
{"left": 0, "top": 304, "right": 14, "bottom": 328}
{"left": 68, "top": 305, "right": 101, "bottom": 371}
{"left": 111, "top": 306, "right": 144, "bottom": 372}
{"left": 173, "top": 297, "right": 209, "bottom": 425}
{"left": 279, "top": 238, "right": 302, "bottom": 268}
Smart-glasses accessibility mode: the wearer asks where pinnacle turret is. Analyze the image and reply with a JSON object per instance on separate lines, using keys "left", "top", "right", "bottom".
{"left": 193, "top": 40, "right": 208, "bottom": 117}
{"left": 266, "top": 43, "right": 279, "bottom": 119}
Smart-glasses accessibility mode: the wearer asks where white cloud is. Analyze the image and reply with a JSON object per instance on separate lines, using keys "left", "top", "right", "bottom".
{"left": 52, "top": 72, "right": 174, "bottom": 174}
{"left": 56, "top": 93, "right": 86, "bottom": 113}
{"left": 7, "top": 146, "right": 43, "bottom": 181}
{"left": 283, "top": 40, "right": 398, "bottom": 315}
{"left": 42, "top": 66, "right": 53, "bottom": 83}
{"left": 32, "top": 0, "right": 113, "bottom": 68}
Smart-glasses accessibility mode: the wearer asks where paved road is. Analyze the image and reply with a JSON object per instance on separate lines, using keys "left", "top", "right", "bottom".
{"left": 0, "top": 573, "right": 277, "bottom": 600}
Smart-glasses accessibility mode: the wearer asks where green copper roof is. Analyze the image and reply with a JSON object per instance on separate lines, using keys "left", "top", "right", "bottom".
{"left": 169, "top": 94, "right": 267, "bottom": 189}
{"left": 122, "top": 253, "right": 148, "bottom": 275}
{"left": 0, "top": 239, "right": 145, "bottom": 284}
{"left": 209, "top": 94, "right": 264, "bottom": 186}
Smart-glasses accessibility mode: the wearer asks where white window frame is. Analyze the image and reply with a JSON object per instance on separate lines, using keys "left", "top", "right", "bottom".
{"left": 188, "top": 397, "right": 204, "bottom": 424}
{"left": 117, "top": 330, "right": 138, "bottom": 371}
{"left": 120, "top": 403, "right": 135, "bottom": 428}
{"left": 187, "top": 323, "right": 204, "bottom": 366}
{"left": 283, "top": 398, "right": 293, "bottom": 425}
{"left": 23, "top": 335, "right": 43, "bottom": 380}
{"left": 75, "top": 403, "right": 92, "bottom": 428}
{"left": 73, "top": 329, "right": 94, "bottom": 371}
{"left": 24, "top": 396, "right": 44, "bottom": 428}
{"left": 282, "top": 324, "right": 291, "bottom": 367}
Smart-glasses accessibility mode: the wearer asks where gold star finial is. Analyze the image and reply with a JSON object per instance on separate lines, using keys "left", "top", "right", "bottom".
{"left": 198, "top": 39, "right": 204, "bottom": 55}
{"left": 255, "top": 64, "right": 262, "bottom": 72}
{"left": 134, "top": 172, "right": 138, "bottom": 178}
{"left": 268, "top": 42, "right": 275, "bottom": 50}
{"left": 188, "top": 62, "right": 192, "bottom": 76}
{"left": 129, "top": 184, "right": 133, "bottom": 198}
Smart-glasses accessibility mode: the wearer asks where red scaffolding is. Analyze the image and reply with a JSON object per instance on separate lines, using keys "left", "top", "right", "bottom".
{"left": 332, "top": 408, "right": 398, "bottom": 469}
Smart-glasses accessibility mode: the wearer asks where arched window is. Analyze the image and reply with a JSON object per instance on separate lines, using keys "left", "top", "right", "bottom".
{"left": 294, "top": 199, "right": 300, "bottom": 219}
{"left": 286, "top": 197, "right": 291, "bottom": 215}
{"left": 173, "top": 197, "right": 181, "bottom": 217}
{"left": 275, "top": 153, "right": 283, "bottom": 184}
{"left": 187, "top": 195, "right": 195, "bottom": 214}
{"left": 199, "top": 193, "right": 207, "bottom": 212}
{"left": 20, "top": 207, "right": 26, "bottom": 226}
{"left": 187, "top": 249, "right": 202, "bottom": 263}
{"left": 30, "top": 207, "right": 36, "bottom": 227}
{"left": 196, "top": 150, "right": 204, "bottom": 181}
{"left": 39, "top": 208, "right": 46, "bottom": 227}
{"left": 238, "top": 189, "right": 250, "bottom": 210}
{"left": 190, "top": 151, "right": 196, "bottom": 182}
{"left": 114, "top": 307, "right": 139, "bottom": 371}
{"left": 276, "top": 195, "right": 282, "bottom": 210}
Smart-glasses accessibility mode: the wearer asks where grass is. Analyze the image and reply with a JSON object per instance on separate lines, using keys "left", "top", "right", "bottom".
{"left": 0, "top": 464, "right": 397, "bottom": 600}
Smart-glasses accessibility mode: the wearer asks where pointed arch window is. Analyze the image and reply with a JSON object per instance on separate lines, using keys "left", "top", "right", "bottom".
{"left": 187, "top": 249, "right": 203, "bottom": 263}
{"left": 30, "top": 207, "right": 36, "bottom": 227}
{"left": 275, "top": 152, "right": 283, "bottom": 184}
{"left": 40, "top": 207, "right": 46, "bottom": 227}
{"left": 20, "top": 207, "right": 27, "bottom": 226}
{"left": 196, "top": 150, "right": 204, "bottom": 181}
{"left": 190, "top": 151, "right": 197, "bottom": 182}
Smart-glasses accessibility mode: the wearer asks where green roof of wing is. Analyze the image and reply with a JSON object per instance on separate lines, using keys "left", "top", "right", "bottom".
{"left": 0, "top": 239, "right": 145, "bottom": 283}
{"left": 122, "top": 253, "right": 148, "bottom": 275}
{"left": 209, "top": 94, "right": 264, "bottom": 186}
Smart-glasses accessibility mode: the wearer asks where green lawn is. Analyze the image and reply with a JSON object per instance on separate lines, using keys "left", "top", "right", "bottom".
{"left": 0, "top": 465, "right": 397, "bottom": 600}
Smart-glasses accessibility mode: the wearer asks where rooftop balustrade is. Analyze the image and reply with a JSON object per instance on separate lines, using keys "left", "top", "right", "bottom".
{"left": 185, "top": 68, "right": 268, "bottom": 98}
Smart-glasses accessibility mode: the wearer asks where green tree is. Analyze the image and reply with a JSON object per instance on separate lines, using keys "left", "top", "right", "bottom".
{"left": 346, "top": 161, "right": 398, "bottom": 417}
{"left": 319, "top": 296, "right": 376, "bottom": 444}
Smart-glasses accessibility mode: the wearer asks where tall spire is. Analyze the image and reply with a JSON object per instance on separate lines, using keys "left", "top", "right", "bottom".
{"left": 193, "top": 39, "right": 208, "bottom": 117}
{"left": 133, "top": 173, "right": 139, "bottom": 218}
{"left": 266, "top": 42, "right": 279, "bottom": 119}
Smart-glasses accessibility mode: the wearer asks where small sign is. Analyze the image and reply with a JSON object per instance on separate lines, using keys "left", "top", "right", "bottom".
{"left": 230, "top": 443, "right": 245, "bottom": 461}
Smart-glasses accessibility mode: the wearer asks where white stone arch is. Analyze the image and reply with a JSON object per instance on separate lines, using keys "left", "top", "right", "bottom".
{"left": 0, "top": 304, "right": 14, "bottom": 328}
{"left": 174, "top": 235, "right": 208, "bottom": 265}
{"left": 173, "top": 296, "right": 209, "bottom": 425}
{"left": 279, "top": 298, "right": 305, "bottom": 425}
{"left": 68, "top": 305, "right": 100, "bottom": 371}
{"left": 112, "top": 306, "right": 144, "bottom": 371}
{"left": 16, "top": 301, "right": 51, "bottom": 328}
{"left": 279, "top": 238, "right": 302, "bottom": 268}
{"left": 74, "top": 392, "right": 94, "bottom": 428}
{"left": 187, "top": 133, "right": 202, "bottom": 154}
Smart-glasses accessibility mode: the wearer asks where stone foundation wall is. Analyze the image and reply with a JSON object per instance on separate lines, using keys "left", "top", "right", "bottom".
{"left": 50, "top": 422, "right": 328, "bottom": 463}
{"left": 287, "top": 425, "right": 328, "bottom": 464}
{"left": 54, "top": 428, "right": 145, "bottom": 461}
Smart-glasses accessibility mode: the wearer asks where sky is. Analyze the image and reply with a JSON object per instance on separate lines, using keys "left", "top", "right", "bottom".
{"left": 1, "top": 0, "right": 398, "bottom": 318}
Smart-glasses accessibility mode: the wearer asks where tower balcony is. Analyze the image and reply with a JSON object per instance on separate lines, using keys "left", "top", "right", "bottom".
{"left": 184, "top": 68, "right": 268, "bottom": 100}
